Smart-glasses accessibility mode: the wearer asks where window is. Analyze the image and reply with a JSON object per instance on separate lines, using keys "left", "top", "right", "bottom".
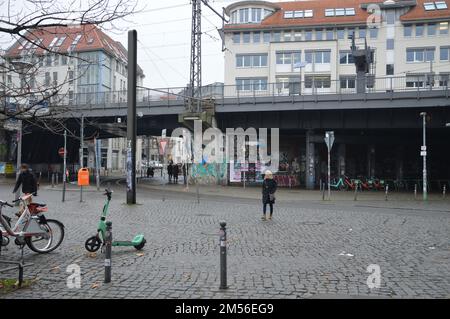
{"left": 386, "top": 11, "right": 395, "bottom": 25}
{"left": 347, "top": 28, "right": 355, "bottom": 39}
{"left": 233, "top": 33, "right": 240, "bottom": 44}
{"left": 428, "top": 23, "right": 437, "bottom": 35}
{"left": 236, "top": 54, "right": 268, "bottom": 68}
{"left": 307, "top": 50, "right": 331, "bottom": 64}
{"left": 416, "top": 24, "right": 424, "bottom": 37}
{"left": 45, "top": 54, "right": 52, "bottom": 66}
{"left": 294, "top": 11, "right": 304, "bottom": 18}
{"left": 284, "top": 10, "right": 313, "bottom": 18}
{"left": 251, "top": 8, "right": 262, "bottom": 22}
{"left": 294, "top": 32, "right": 302, "bottom": 41}
{"left": 404, "top": 24, "right": 412, "bottom": 37}
{"left": 436, "top": 1, "right": 448, "bottom": 9}
{"left": 386, "top": 39, "right": 395, "bottom": 50}
{"left": 406, "top": 48, "right": 435, "bottom": 62}
{"left": 340, "top": 76, "right": 356, "bottom": 89}
{"left": 326, "top": 29, "right": 334, "bottom": 40}
{"left": 424, "top": 1, "right": 448, "bottom": 10}
{"left": 53, "top": 72, "right": 58, "bottom": 86}
{"left": 439, "top": 73, "right": 449, "bottom": 87}
{"left": 273, "top": 31, "right": 281, "bottom": 42}
{"left": 48, "top": 37, "right": 59, "bottom": 48}
{"left": 239, "top": 8, "right": 249, "bottom": 23}
{"left": 305, "top": 30, "right": 312, "bottom": 41}
{"left": 283, "top": 31, "right": 291, "bottom": 42}
{"left": 325, "top": 9, "right": 334, "bottom": 17}
{"left": 304, "top": 10, "right": 313, "bottom": 17}
{"left": 45, "top": 72, "right": 50, "bottom": 86}
{"left": 424, "top": 2, "right": 436, "bottom": 10}
{"left": 315, "top": 30, "right": 323, "bottom": 40}
{"left": 386, "top": 64, "right": 394, "bottom": 75}
{"left": 284, "top": 11, "right": 294, "bottom": 18}
{"left": 369, "top": 27, "right": 378, "bottom": 39}
{"left": 54, "top": 54, "right": 59, "bottom": 66}
{"left": 242, "top": 32, "right": 251, "bottom": 43}
{"left": 339, "top": 51, "right": 354, "bottom": 64}
{"left": 406, "top": 75, "right": 426, "bottom": 88}
{"left": 61, "top": 55, "right": 68, "bottom": 65}
{"left": 323, "top": 8, "right": 354, "bottom": 17}
{"left": 337, "top": 28, "right": 345, "bottom": 39}
{"left": 346, "top": 8, "right": 356, "bottom": 15}
{"left": 263, "top": 32, "right": 271, "bottom": 43}
{"left": 439, "top": 22, "right": 449, "bottom": 34}
{"left": 305, "top": 76, "right": 331, "bottom": 89}
{"left": 231, "top": 11, "right": 238, "bottom": 24}
{"left": 55, "top": 36, "right": 66, "bottom": 47}
{"left": 359, "top": 27, "right": 366, "bottom": 38}
{"left": 276, "top": 52, "right": 292, "bottom": 65}
{"left": 440, "top": 47, "right": 450, "bottom": 61}
{"left": 253, "top": 32, "right": 260, "bottom": 43}
{"left": 68, "top": 70, "right": 74, "bottom": 82}
{"left": 236, "top": 78, "right": 268, "bottom": 91}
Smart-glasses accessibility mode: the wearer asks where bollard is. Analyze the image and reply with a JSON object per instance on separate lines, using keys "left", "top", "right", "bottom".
{"left": 354, "top": 183, "right": 358, "bottom": 201}
{"left": 104, "top": 221, "right": 112, "bottom": 283}
{"left": 51, "top": 173, "right": 55, "bottom": 188}
{"left": 414, "top": 184, "right": 417, "bottom": 200}
{"left": 385, "top": 185, "right": 389, "bottom": 201}
{"left": 322, "top": 182, "right": 326, "bottom": 201}
{"left": 56, "top": 173, "right": 59, "bottom": 185}
{"left": 219, "top": 221, "right": 227, "bottom": 290}
{"left": 443, "top": 185, "right": 446, "bottom": 199}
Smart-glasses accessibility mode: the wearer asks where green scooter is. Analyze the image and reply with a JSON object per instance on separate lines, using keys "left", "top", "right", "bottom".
{"left": 85, "top": 189, "right": 146, "bottom": 252}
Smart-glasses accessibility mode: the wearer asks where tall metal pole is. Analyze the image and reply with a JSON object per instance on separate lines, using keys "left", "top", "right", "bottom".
{"left": 189, "top": 0, "right": 202, "bottom": 112}
{"left": 421, "top": 112, "right": 427, "bottom": 201}
{"left": 127, "top": 30, "right": 137, "bottom": 204}
{"left": 15, "top": 120, "right": 22, "bottom": 202}
{"left": 94, "top": 137, "right": 100, "bottom": 191}
{"left": 328, "top": 149, "right": 331, "bottom": 200}
{"left": 80, "top": 115, "right": 84, "bottom": 202}
{"left": 62, "top": 130, "right": 67, "bottom": 202}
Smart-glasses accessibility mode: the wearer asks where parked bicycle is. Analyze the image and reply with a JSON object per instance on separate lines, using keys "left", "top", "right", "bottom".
{"left": 0, "top": 194, "right": 64, "bottom": 253}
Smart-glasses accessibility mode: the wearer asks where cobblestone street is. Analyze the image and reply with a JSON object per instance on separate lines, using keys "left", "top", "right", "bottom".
{"left": 0, "top": 183, "right": 449, "bottom": 299}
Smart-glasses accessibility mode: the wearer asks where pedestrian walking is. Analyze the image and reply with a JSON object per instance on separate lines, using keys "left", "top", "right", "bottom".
{"left": 261, "top": 170, "right": 277, "bottom": 221}
{"left": 167, "top": 161, "right": 173, "bottom": 183}
{"left": 173, "top": 163, "right": 179, "bottom": 183}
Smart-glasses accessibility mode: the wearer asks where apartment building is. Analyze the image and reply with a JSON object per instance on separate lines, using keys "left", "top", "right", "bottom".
{"left": 222, "top": 0, "right": 450, "bottom": 95}
{"left": 1, "top": 24, "right": 146, "bottom": 172}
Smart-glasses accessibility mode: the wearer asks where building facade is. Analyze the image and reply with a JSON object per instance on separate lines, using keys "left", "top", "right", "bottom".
{"left": 223, "top": 0, "right": 450, "bottom": 95}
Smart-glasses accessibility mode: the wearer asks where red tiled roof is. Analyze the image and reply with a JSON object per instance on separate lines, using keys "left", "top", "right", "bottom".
{"left": 224, "top": 0, "right": 450, "bottom": 30}
{"left": 6, "top": 24, "right": 127, "bottom": 62}
{"left": 401, "top": 0, "right": 450, "bottom": 21}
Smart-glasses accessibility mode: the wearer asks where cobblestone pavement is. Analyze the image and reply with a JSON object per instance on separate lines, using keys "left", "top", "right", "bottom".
{"left": 0, "top": 183, "right": 449, "bottom": 299}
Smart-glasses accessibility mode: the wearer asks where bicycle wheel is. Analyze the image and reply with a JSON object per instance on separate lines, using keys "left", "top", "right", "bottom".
{"left": 25, "top": 219, "right": 65, "bottom": 253}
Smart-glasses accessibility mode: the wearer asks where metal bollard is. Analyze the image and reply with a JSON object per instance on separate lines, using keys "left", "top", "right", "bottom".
{"left": 414, "top": 184, "right": 417, "bottom": 200}
{"left": 322, "top": 182, "right": 326, "bottom": 201}
{"left": 443, "top": 185, "right": 446, "bottom": 199}
{"left": 104, "top": 221, "right": 112, "bottom": 283}
{"left": 56, "top": 173, "right": 59, "bottom": 185}
{"left": 51, "top": 173, "right": 55, "bottom": 188}
{"left": 219, "top": 221, "right": 227, "bottom": 290}
{"left": 385, "top": 185, "right": 389, "bottom": 201}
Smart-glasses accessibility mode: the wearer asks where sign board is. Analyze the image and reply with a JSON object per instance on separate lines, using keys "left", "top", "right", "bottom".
{"left": 421, "top": 151, "right": 427, "bottom": 157}
{"left": 0, "top": 163, "right": 5, "bottom": 174}
{"left": 324, "top": 131, "right": 335, "bottom": 151}
{"left": 421, "top": 146, "right": 427, "bottom": 151}
{"left": 5, "top": 163, "right": 15, "bottom": 174}
{"left": 58, "top": 147, "right": 66, "bottom": 157}
{"left": 159, "top": 139, "right": 168, "bottom": 155}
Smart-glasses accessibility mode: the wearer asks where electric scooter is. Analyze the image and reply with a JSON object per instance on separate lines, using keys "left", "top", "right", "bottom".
{"left": 84, "top": 189, "right": 146, "bottom": 252}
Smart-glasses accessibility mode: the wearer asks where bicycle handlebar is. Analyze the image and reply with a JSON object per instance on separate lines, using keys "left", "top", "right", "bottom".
{"left": 0, "top": 201, "right": 13, "bottom": 208}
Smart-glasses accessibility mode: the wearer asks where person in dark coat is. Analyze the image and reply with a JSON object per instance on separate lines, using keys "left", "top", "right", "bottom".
{"left": 182, "top": 164, "right": 187, "bottom": 185}
{"left": 167, "top": 161, "right": 173, "bottom": 183}
{"left": 13, "top": 164, "right": 37, "bottom": 195}
{"left": 172, "top": 163, "right": 179, "bottom": 183}
{"left": 261, "top": 170, "right": 277, "bottom": 221}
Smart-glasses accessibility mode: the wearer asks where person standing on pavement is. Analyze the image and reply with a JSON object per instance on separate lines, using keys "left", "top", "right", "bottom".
{"left": 167, "top": 161, "right": 173, "bottom": 183}
{"left": 182, "top": 163, "right": 187, "bottom": 185}
{"left": 173, "top": 163, "right": 179, "bottom": 183}
{"left": 261, "top": 170, "right": 277, "bottom": 221}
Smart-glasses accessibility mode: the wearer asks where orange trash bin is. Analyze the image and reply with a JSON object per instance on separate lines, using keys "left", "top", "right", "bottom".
{"left": 78, "top": 168, "right": 90, "bottom": 186}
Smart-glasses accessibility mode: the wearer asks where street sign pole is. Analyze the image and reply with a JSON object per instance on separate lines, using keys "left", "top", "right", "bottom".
{"left": 15, "top": 120, "right": 22, "bottom": 203}
{"left": 62, "top": 130, "right": 67, "bottom": 202}
{"left": 421, "top": 112, "right": 428, "bottom": 201}
{"left": 80, "top": 115, "right": 84, "bottom": 202}
{"left": 324, "top": 131, "right": 335, "bottom": 201}
{"left": 126, "top": 30, "right": 137, "bottom": 205}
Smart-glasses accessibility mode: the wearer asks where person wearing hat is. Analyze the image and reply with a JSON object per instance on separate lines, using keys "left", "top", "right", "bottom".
{"left": 262, "top": 170, "right": 277, "bottom": 221}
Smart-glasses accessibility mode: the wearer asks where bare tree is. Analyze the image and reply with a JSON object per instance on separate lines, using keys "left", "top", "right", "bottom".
{"left": 0, "top": 0, "right": 139, "bottom": 135}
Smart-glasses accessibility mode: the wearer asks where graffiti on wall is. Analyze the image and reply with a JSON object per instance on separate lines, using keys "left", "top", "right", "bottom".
{"left": 189, "top": 157, "right": 227, "bottom": 185}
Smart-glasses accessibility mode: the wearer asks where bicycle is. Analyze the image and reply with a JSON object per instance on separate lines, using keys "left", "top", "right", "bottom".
{"left": 0, "top": 194, "right": 65, "bottom": 254}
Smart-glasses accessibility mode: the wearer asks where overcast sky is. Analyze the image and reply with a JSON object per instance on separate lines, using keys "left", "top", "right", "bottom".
{"left": 0, "top": 0, "right": 292, "bottom": 89}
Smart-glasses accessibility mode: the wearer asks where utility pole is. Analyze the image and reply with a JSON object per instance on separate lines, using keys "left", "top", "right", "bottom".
{"left": 189, "top": 0, "right": 202, "bottom": 113}
{"left": 126, "top": 30, "right": 138, "bottom": 204}
{"left": 62, "top": 130, "right": 67, "bottom": 202}
{"left": 420, "top": 112, "right": 428, "bottom": 201}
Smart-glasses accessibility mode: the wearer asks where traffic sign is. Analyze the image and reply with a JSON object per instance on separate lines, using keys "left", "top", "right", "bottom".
{"left": 324, "top": 131, "right": 335, "bottom": 151}
{"left": 58, "top": 147, "right": 67, "bottom": 157}
{"left": 159, "top": 140, "right": 168, "bottom": 155}
{"left": 421, "top": 151, "right": 427, "bottom": 157}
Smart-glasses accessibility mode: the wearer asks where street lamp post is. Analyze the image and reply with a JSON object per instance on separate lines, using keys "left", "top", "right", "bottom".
{"left": 420, "top": 112, "right": 427, "bottom": 201}
{"left": 294, "top": 61, "right": 308, "bottom": 95}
